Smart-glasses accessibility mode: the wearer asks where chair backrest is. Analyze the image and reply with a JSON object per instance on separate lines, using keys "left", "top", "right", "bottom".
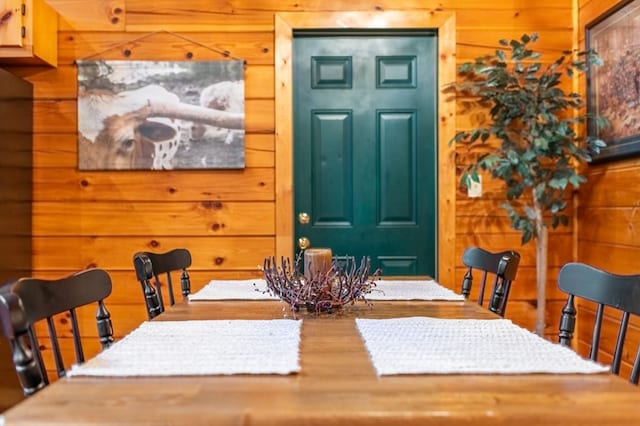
{"left": 557, "top": 262, "right": 640, "bottom": 385}
{"left": 460, "top": 246, "right": 520, "bottom": 317}
{"left": 133, "top": 248, "right": 192, "bottom": 319}
{"left": 0, "top": 268, "right": 113, "bottom": 396}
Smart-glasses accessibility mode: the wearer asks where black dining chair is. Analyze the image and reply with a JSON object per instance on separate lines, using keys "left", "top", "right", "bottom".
{"left": 132, "top": 248, "right": 192, "bottom": 319}
{"left": 0, "top": 268, "right": 114, "bottom": 396}
{"left": 460, "top": 246, "right": 520, "bottom": 317}
{"left": 557, "top": 262, "right": 640, "bottom": 385}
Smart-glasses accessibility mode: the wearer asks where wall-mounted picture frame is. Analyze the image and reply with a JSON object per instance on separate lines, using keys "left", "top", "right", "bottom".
{"left": 76, "top": 60, "right": 246, "bottom": 170}
{"left": 587, "top": 0, "right": 640, "bottom": 163}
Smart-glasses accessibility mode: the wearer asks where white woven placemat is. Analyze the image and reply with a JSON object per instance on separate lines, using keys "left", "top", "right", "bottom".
{"left": 67, "top": 319, "right": 301, "bottom": 377}
{"left": 368, "top": 280, "right": 464, "bottom": 301}
{"left": 356, "top": 317, "right": 610, "bottom": 376}
{"left": 188, "top": 279, "right": 279, "bottom": 301}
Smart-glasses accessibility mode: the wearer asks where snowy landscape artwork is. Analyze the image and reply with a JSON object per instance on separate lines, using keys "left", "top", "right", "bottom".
{"left": 76, "top": 60, "right": 245, "bottom": 170}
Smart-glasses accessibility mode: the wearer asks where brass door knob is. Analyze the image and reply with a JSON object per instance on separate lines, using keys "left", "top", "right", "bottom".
{"left": 298, "top": 237, "right": 310, "bottom": 250}
{"left": 298, "top": 212, "right": 310, "bottom": 225}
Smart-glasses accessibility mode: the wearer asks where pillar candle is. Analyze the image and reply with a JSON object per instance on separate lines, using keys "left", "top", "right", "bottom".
{"left": 304, "top": 248, "right": 333, "bottom": 280}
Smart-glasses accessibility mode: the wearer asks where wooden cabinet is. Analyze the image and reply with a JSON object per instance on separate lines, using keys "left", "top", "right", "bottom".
{"left": 0, "top": 0, "right": 57, "bottom": 66}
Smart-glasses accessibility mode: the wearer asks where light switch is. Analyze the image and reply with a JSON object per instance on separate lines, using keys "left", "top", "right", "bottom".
{"left": 467, "top": 176, "right": 482, "bottom": 198}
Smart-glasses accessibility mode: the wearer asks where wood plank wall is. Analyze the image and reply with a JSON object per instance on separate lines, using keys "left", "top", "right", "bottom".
{"left": 0, "top": 0, "right": 575, "bottom": 388}
{"left": 576, "top": 0, "right": 640, "bottom": 381}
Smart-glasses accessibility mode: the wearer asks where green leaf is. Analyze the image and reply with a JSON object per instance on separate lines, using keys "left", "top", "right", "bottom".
{"left": 548, "top": 177, "right": 568, "bottom": 189}
{"left": 534, "top": 138, "right": 549, "bottom": 150}
{"left": 507, "top": 150, "right": 519, "bottom": 164}
{"left": 459, "top": 62, "right": 473, "bottom": 73}
{"left": 524, "top": 206, "right": 536, "bottom": 220}
{"left": 526, "top": 63, "right": 541, "bottom": 73}
{"left": 568, "top": 174, "right": 586, "bottom": 187}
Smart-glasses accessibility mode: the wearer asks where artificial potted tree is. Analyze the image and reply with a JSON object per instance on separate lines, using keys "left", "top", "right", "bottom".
{"left": 449, "top": 33, "right": 608, "bottom": 336}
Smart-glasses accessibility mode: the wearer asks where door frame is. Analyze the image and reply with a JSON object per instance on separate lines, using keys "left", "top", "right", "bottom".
{"left": 274, "top": 11, "right": 457, "bottom": 286}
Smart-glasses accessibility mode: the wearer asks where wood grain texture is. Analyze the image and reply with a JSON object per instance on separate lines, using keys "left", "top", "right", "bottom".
{"left": 46, "top": 0, "right": 125, "bottom": 32}
{"left": 32, "top": 201, "right": 275, "bottom": 236}
{"left": 32, "top": 236, "right": 274, "bottom": 270}
{"left": 4, "top": 299, "right": 640, "bottom": 425}
{"left": 0, "top": 1, "right": 582, "bottom": 401}
{"left": 33, "top": 168, "right": 274, "bottom": 201}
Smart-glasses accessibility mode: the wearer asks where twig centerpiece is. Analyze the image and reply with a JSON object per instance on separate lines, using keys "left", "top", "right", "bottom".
{"left": 262, "top": 253, "right": 379, "bottom": 316}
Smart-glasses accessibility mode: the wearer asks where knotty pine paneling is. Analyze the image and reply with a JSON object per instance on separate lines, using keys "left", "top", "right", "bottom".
{"left": 579, "top": 157, "right": 640, "bottom": 207}
{"left": 33, "top": 236, "right": 274, "bottom": 270}
{"left": 0, "top": 1, "right": 577, "bottom": 392}
{"left": 579, "top": 207, "right": 640, "bottom": 247}
{"left": 579, "top": 242, "right": 640, "bottom": 275}
{"left": 33, "top": 168, "right": 274, "bottom": 201}
{"left": 56, "top": 32, "right": 274, "bottom": 66}
{"left": 33, "top": 201, "right": 274, "bottom": 236}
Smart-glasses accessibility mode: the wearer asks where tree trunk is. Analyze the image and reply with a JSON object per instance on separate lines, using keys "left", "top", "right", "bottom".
{"left": 534, "top": 199, "right": 548, "bottom": 336}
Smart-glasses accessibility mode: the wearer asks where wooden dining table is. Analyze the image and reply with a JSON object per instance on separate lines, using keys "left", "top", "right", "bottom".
{"left": 2, "top": 298, "right": 640, "bottom": 425}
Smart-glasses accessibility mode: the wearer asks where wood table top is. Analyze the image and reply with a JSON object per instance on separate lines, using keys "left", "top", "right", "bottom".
{"left": 2, "top": 299, "right": 640, "bottom": 425}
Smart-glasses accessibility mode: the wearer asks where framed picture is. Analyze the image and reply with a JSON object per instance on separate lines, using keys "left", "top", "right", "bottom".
{"left": 587, "top": 0, "right": 640, "bottom": 162}
{"left": 76, "top": 60, "right": 246, "bottom": 170}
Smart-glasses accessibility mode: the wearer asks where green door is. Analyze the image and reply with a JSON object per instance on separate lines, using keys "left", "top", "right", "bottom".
{"left": 293, "top": 31, "right": 437, "bottom": 276}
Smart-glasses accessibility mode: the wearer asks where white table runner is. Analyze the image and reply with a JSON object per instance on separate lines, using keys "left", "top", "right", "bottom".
{"left": 367, "top": 280, "right": 464, "bottom": 301}
{"left": 67, "top": 319, "right": 302, "bottom": 377}
{"left": 189, "top": 279, "right": 463, "bottom": 301}
{"left": 188, "top": 279, "right": 279, "bottom": 301}
{"left": 356, "top": 317, "right": 610, "bottom": 376}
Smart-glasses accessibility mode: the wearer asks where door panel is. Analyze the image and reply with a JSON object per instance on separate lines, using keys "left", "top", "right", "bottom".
{"left": 312, "top": 111, "right": 353, "bottom": 225}
{"left": 293, "top": 32, "right": 437, "bottom": 276}
{"left": 379, "top": 111, "right": 416, "bottom": 224}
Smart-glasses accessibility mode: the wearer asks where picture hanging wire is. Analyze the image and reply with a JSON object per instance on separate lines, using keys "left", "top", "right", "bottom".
{"left": 75, "top": 29, "right": 246, "bottom": 65}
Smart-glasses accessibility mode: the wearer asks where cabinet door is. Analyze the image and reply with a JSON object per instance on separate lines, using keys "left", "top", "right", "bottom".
{"left": 0, "top": 0, "right": 23, "bottom": 48}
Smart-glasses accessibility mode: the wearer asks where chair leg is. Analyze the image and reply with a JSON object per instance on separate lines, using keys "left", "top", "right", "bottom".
{"left": 489, "top": 278, "right": 506, "bottom": 317}
{"left": 461, "top": 268, "right": 472, "bottom": 299}
{"left": 558, "top": 295, "right": 576, "bottom": 346}
{"left": 181, "top": 269, "right": 191, "bottom": 297}
{"left": 96, "top": 300, "right": 114, "bottom": 349}
{"left": 142, "top": 279, "right": 162, "bottom": 320}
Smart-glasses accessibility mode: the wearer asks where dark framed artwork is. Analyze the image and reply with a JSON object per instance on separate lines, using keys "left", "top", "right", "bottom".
{"left": 587, "top": 0, "right": 640, "bottom": 162}
{"left": 77, "top": 60, "right": 245, "bottom": 170}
